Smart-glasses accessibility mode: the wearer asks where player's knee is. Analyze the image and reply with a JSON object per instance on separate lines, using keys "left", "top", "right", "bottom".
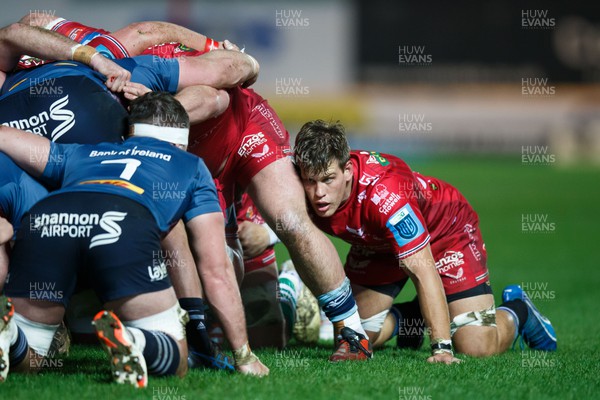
{"left": 454, "top": 340, "right": 496, "bottom": 357}
{"left": 125, "top": 303, "right": 189, "bottom": 376}
{"left": 452, "top": 326, "right": 497, "bottom": 357}
{"left": 124, "top": 303, "right": 188, "bottom": 344}
{"left": 360, "top": 310, "right": 388, "bottom": 345}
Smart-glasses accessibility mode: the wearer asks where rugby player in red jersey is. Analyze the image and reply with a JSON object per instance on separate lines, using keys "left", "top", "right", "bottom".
{"left": 26, "top": 15, "right": 372, "bottom": 360}
{"left": 293, "top": 120, "right": 557, "bottom": 362}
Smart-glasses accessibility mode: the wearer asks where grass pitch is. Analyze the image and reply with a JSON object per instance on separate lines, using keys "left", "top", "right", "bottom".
{"left": 2, "top": 156, "right": 598, "bottom": 400}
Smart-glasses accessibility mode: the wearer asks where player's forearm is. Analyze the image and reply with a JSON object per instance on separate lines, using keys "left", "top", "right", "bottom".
{"left": 200, "top": 258, "right": 249, "bottom": 349}
{"left": 0, "top": 126, "right": 49, "bottom": 176}
{"left": 162, "top": 221, "right": 204, "bottom": 298}
{"left": 186, "top": 214, "right": 250, "bottom": 349}
{"left": 402, "top": 247, "right": 452, "bottom": 341}
{"left": 0, "top": 23, "right": 74, "bottom": 71}
{"left": 177, "top": 49, "right": 259, "bottom": 90}
{"left": 175, "top": 85, "right": 230, "bottom": 124}
{"left": 412, "top": 272, "right": 452, "bottom": 341}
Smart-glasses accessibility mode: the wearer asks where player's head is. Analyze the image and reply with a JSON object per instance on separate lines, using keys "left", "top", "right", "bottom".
{"left": 128, "top": 92, "right": 190, "bottom": 150}
{"left": 294, "top": 120, "right": 353, "bottom": 217}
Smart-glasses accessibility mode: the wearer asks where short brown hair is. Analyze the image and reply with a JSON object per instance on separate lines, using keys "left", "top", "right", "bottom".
{"left": 294, "top": 119, "right": 350, "bottom": 176}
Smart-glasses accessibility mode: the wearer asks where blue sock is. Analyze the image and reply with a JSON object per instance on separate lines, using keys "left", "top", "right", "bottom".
{"left": 499, "top": 299, "right": 528, "bottom": 335}
{"left": 317, "top": 278, "right": 357, "bottom": 323}
{"left": 140, "top": 329, "right": 180, "bottom": 376}
{"left": 9, "top": 326, "right": 28, "bottom": 366}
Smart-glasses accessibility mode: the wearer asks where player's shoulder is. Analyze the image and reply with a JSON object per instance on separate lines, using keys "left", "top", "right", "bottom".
{"left": 351, "top": 152, "right": 414, "bottom": 224}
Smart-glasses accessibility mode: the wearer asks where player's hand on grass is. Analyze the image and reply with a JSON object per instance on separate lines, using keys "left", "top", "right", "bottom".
{"left": 89, "top": 55, "right": 131, "bottom": 93}
{"left": 122, "top": 82, "right": 152, "bottom": 100}
{"left": 236, "top": 359, "right": 270, "bottom": 377}
{"left": 427, "top": 352, "right": 462, "bottom": 364}
{"left": 238, "top": 221, "right": 270, "bottom": 259}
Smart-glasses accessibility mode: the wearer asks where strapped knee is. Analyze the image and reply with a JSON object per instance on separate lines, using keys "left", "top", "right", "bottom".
{"left": 450, "top": 305, "right": 497, "bottom": 336}
{"left": 124, "top": 303, "right": 188, "bottom": 341}
{"left": 13, "top": 313, "right": 59, "bottom": 357}
{"left": 360, "top": 310, "right": 389, "bottom": 333}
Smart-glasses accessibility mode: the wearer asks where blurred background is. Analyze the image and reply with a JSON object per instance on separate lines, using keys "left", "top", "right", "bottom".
{"left": 2, "top": 0, "right": 599, "bottom": 163}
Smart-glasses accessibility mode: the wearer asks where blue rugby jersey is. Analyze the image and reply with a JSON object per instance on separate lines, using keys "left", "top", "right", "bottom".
{"left": 0, "top": 56, "right": 179, "bottom": 144}
{"left": 42, "top": 137, "right": 221, "bottom": 233}
{"left": 0, "top": 153, "right": 48, "bottom": 235}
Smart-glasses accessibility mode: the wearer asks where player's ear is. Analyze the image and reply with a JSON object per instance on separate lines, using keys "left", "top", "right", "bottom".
{"left": 343, "top": 160, "right": 353, "bottom": 180}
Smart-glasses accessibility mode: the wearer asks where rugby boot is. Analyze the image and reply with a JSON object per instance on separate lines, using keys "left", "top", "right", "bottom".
{"left": 93, "top": 310, "right": 148, "bottom": 388}
{"left": 0, "top": 296, "right": 15, "bottom": 382}
{"left": 502, "top": 285, "right": 557, "bottom": 351}
{"left": 329, "top": 327, "right": 373, "bottom": 362}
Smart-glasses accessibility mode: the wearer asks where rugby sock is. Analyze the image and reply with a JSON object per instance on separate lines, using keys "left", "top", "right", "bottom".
{"left": 178, "top": 297, "right": 212, "bottom": 356}
{"left": 389, "top": 298, "right": 425, "bottom": 349}
{"left": 498, "top": 300, "right": 528, "bottom": 336}
{"left": 278, "top": 269, "right": 301, "bottom": 335}
{"left": 317, "top": 278, "right": 366, "bottom": 336}
{"left": 136, "top": 329, "right": 180, "bottom": 376}
{"left": 9, "top": 326, "right": 28, "bottom": 366}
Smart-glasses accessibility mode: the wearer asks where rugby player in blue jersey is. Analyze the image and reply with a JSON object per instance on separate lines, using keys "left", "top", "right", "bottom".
{"left": 0, "top": 153, "right": 49, "bottom": 290}
{"left": 0, "top": 92, "right": 269, "bottom": 386}
{"left": 0, "top": 21, "right": 259, "bottom": 370}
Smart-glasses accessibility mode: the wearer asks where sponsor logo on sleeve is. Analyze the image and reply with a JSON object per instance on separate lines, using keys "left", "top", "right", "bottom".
{"left": 238, "top": 132, "right": 267, "bottom": 157}
{"left": 386, "top": 204, "right": 425, "bottom": 247}
{"left": 251, "top": 144, "right": 270, "bottom": 158}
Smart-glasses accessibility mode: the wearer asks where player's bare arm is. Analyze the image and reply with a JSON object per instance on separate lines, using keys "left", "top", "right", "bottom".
{"left": 19, "top": 14, "right": 227, "bottom": 56}
{"left": 401, "top": 245, "right": 461, "bottom": 364}
{"left": 161, "top": 221, "right": 204, "bottom": 298}
{"left": 0, "top": 126, "right": 50, "bottom": 176}
{"left": 122, "top": 82, "right": 230, "bottom": 124}
{"left": 0, "top": 22, "right": 130, "bottom": 91}
{"left": 171, "top": 85, "right": 230, "bottom": 123}
{"left": 111, "top": 21, "right": 224, "bottom": 56}
{"left": 185, "top": 212, "right": 269, "bottom": 376}
{"left": 177, "top": 49, "right": 259, "bottom": 90}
